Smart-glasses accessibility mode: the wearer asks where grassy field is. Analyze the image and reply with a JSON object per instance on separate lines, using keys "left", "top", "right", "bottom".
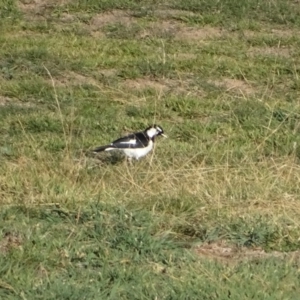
{"left": 1, "top": 0, "right": 300, "bottom": 298}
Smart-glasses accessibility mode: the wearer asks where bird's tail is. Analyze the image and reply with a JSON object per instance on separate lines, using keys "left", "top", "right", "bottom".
{"left": 92, "top": 145, "right": 112, "bottom": 153}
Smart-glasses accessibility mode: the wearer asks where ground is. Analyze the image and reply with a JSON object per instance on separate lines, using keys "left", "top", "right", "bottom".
{"left": 1, "top": 0, "right": 300, "bottom": 299}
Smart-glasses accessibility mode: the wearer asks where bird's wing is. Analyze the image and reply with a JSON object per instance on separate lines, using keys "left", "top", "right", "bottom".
{"left": 112, "top": 132, "right": 148, "bottom": 149}
{"left": 92, "top": 144, "right": 115, "bottom": 152}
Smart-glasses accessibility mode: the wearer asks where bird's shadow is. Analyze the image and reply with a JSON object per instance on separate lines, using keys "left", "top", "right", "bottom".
{"left": 85, "top": 150, "right": 125, "bottom": 166}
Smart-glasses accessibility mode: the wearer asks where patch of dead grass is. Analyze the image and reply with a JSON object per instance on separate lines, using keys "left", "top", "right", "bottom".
{"left": 0, "top": 96, "right": 36, "bottom": 107}
{"left": 233, "top": 28, "right": 297, "bottom": 42}
{"left": 123, "top": 78, "right": 169, "bottom": 92}
{"left": 0, "top": 96, "right": 12, "bottom": 106}
{"left": 59, "top": 12, "right": 77, "bottom": 23}
{"left": 209, "top": 78, "right": 254, "bottom": 95}
{"left": 51, "top": 71, "right": 100, "bottom": 87}
{"left": 270, "top": 28, "right": 296, "bottom": 38}
{"left": 194, "top": 240, "right": 300, "bottom": 264}
{"left": 122, "top": 77, "right": 205, "bottom": 97}
{"left": 248, "top": 46, "right": 291, "bottom": 58}
{"left": 99, "top": 69, "right": 118, "bottom": 77}
{"left": 18, "top": 0, "right": 71, "bottom": 19}
{"left": 90, "top": 10, "right": 134, "bottom": 30}
{"left": 176, "top": 26, "right": 224, "bottom": 41}
{"left": 153, "top": 9, "right": 196, "bottom": 19}
{"left": 142, "top": 20, "right": 180, "bottom": 39}
{"left": 0, "top": 232, "right": 23, "bottom": 255}
{"left": 142, "top": 22, "right": 225, "bottom": 41}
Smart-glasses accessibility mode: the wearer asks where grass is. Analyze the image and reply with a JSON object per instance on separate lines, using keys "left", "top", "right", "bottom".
{"left": 1, "top": 0, "right": 300, "bottom": 299}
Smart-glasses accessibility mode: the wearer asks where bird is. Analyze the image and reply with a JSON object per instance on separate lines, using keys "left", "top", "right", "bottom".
{"left": 92, "top": 125, "right": 167, "bottom": 161}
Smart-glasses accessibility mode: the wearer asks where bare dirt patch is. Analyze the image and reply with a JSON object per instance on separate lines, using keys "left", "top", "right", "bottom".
{"left": 270, "top": 28, "right": 296, "bottom": 38}
{"left": 139, "top": 21, "right": 225, "bottom": 42}
{"left": 154, "top": 9, "right": 196, "bottom": 19}
{"left": 176, "top": 26, "right": 224, "bottom": 41}
{"left": 0, "top": 96, "right": 36, "bottom": 108}
{"left": 18, "top": 0, "right": 71, "bottom": 19}
{"left": 242, "top": 28, "right": 297, "bottom": 40}
{"left": 99, "top": 69, "right": 118, "bottom": 77}
{"left": 140, "top": 20, "right": 180, "bottom": 39}
{"left": 51, "top": 71, "right": 100, "bottom": 87}
{"left": 59, "top": 12, "right": 77, "bottom": 23}
{"left": 123, "top": 78, "right": 169, "bottom": 92}
{"left": 88, "top": 10, "right": 140, "bottom": 38}
{"left": 0, "top": 232, "right": 23, "bottom": 255}
{"left": 143, "top": 22, "right": 224, "bottom": 41}
{"left": 122, "top": 77, "right": 205, "bottom": 97}
{"left": 210, "top": 78, "right": 254, "bottom": 95}
{"left": 47, "top": 69, "right": 116, "bottom": 89}
{"left": 90, "top": 10, "right": 134, "bottom": 30}
{"left": 68, "top": 72, "right": 99, "bottom": 86}
{"left": 0, "top": 96, "right": 11, "bottom": 106}
{"left": 248, "top": 46, "right": 291, "bottom": 58}
{"left": 194, "top": 240, "right": 300, "bottom": 264}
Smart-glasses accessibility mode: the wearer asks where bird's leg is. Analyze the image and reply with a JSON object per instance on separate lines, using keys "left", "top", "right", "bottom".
{"left": 127, "top": 156, "right": 133, "bottom": 166}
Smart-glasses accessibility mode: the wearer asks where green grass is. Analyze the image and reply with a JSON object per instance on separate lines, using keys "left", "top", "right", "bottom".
{"left": 1, "top": 0, "right": 300, "bottom": 299}
{"left": 1, "top": 205, "right": 299, "bottom": 299}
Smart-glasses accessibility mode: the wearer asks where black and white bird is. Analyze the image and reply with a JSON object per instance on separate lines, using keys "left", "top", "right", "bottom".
{"left": 92, "top": 125, "right": 167, "bottom": 161}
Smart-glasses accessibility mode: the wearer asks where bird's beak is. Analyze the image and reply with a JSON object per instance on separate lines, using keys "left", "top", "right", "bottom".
{"left": 161, "top": 133, "right": 168, "bottom": 138}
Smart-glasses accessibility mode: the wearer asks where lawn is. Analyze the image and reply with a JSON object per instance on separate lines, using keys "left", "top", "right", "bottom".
{"left": 1, "top": 0, "right": 300, "bottom": 299}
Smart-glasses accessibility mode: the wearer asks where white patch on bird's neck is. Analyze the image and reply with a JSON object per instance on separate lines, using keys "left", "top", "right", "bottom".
{"left": 146, "top": 127, "right": 159, "bottom": 138}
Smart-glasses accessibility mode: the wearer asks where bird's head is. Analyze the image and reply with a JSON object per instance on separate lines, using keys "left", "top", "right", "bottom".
{"left": 145, "top": 125, "right": 167, "bottom": 139}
